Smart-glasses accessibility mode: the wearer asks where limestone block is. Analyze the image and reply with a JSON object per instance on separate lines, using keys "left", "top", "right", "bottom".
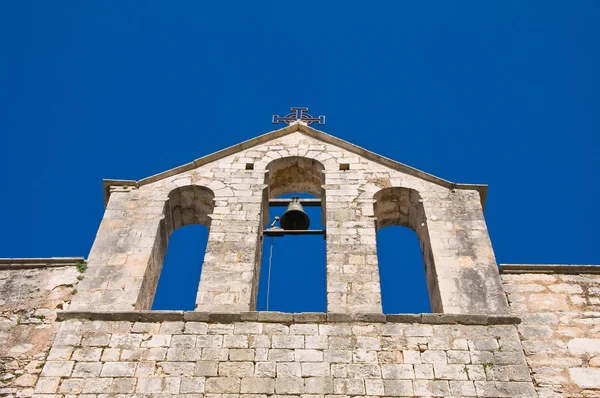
{"left": 414, "top": 379, "right": 451, "bottom": 396}
{"left": 71, "top": 347, "right": 102, "bottom": 362}
{"left": 276, "top": 362, "right": 300, "bottom": 377}
{"left": 347, "top": 364, "right": 381, "bottom": 378}
{"left": 47, "top": 346, "right": 73, "bottom": 361}
{"left": 321, "top": 349, "right": 350, "bottom": 364}
{"left": 159, "top": 361, "right": 196, "bottom": 376}
{"left": 568, "top": 338, "right": 600, "bottom": 355}
{"left": 195, "top": 361, "right": 219, "bottom": 377}
{"left": 275, "top": 377, "right": 304, "bottom": 394}
{"left": 136, "top": 377, "right": 180, "bottom": 394}
{"left": 383, "top": 379, "right": 413, "bottom": 396}
{"left": 71, "top": 362, "right": 102, "bottom": 378}
{"left": 40, "top": 361, "right": 74, "bottom": 377}
{"left": 568, "top": 367, "right": 600, "bottom": 388}
{"left": 180, "top": 377, "right": 206, "bottom": 393}
{"left": 58, "top": 378, "right": 84, "bottom": 394}
{"left": 271, "top": 335, "right": 304, "bottom": 349}
{"left": 421, "top": 350, "right": 447, "bottom": 364}
{"left": 34, "top": 377, "right": 60, "bottom": 394}
{"left": 205, "top": 377, "right": 241, "bottom": 394}
{"left": 449, "top": 380, "right": 476, "bottom": 396}
{"left": 494, "top": 381, "right": 537, "bottom": 397}
{"left": 223, "top": 334, "right": 249, "bottom": 348}
{"left": 433, "top": 364, "right": 469, "bottom": 380}
{"left": 301, "top": 362, "right": 330, "bottom": 377}
{"left": 304, "top": 377, "right": 333, "bottom": 394}
{"left": 254, "top": 361, "right": 276, "bottom": 378}
{"left": 333, "top": 378, "right": 365, "bottom": 395}
{"left": 100, "top": 362, "right": 136, "bottom": 377}
{"left": 81, "top": 377, "right": 113, "bottom": 394}
{"left": 294, "top": 349, "right": 322, "bottom": 362}
{"left": 240, "top": 377, "right": 274, "bottom": 394}
{"left": 219, "top": 362, "right": 255, "bottom": 378}
{"left": 381, "top": 364, "right": 414, "bottom": 379}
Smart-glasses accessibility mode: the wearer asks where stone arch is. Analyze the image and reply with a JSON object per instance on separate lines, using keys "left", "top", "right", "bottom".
{"left": 263, "top": 156, "right": 326, "bottom": 227}
{"left": 373, "top": 187, "right": 442, "bottom": 312}
{"left": 138, "top": 184, "right": 215, "bottom": 309}
{"left": 164, "top": 185, "right": 215, "bottom": 234}
{"left": 265, "top": 156, "right": 325, "bottom": 198}
{"left": 257, "top": 157, "right": 327, "bottom": 311}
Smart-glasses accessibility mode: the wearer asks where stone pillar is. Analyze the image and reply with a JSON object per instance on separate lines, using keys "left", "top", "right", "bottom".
{"left": 195, "top": 188, "right": 263, "bottom": 312}
{"left": 325, "top": 185, "right": 383, "bottom": 313}
{"left": 70, "top": 189, "right": 164, "bottom": 311}
{"left": 422, "top": 190, "right": 509, "bottom": 314}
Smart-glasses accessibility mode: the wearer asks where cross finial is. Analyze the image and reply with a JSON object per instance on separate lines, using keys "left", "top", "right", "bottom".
{"left": 272, "top": 107, "right": 325, "bottom": 126}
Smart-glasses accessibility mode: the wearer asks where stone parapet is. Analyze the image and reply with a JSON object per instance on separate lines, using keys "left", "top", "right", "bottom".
{"left": 500, "top": 263, "right": 600, "bottom": 274}
{"left": 0, "top": 257, "right": 85, "bottom": 270}
{"left": 55, "top": 311, "right": 521, "bottom": 325}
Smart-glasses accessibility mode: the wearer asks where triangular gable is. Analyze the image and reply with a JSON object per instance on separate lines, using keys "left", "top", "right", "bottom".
{"left": 103, "top": 124, "right": 487, "bottom": 208}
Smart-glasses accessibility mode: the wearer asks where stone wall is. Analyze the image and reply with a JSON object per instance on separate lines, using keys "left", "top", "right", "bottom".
{"left": 70, "top": 125, "right": 508, "bottom": 315}
{"left": 0, "top": 259, "right": 82, "bottom": 397}
{"left": 31, "top": 315, "right": 534, "bottom": 397}
{"left": 501, "top": 265, "right": 600, "bottom": 397}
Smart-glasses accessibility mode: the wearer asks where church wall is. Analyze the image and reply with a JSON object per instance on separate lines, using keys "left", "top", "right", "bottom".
{"left": 0, "top": 261, "right": 81, "bottom": 397}
{"left": 31, "top": 315, "right": 535, "bottom": 397}
{"left": 501, "top": 266, "right": 600, "bottom": 395}
{"left": 3, "top": 263, "right": 600, "bottom": 397}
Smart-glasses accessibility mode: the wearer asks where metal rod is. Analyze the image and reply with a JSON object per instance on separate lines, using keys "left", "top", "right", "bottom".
{"left": 263, "top": 229, "right": 326, "bottom": 237}
{"left": 268, "top": 198, "right": 322, "bottom": 207}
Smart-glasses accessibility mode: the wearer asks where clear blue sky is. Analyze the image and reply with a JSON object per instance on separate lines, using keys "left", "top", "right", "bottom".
{"left": 1, "top": 2, "right": 598, "bottom": 313}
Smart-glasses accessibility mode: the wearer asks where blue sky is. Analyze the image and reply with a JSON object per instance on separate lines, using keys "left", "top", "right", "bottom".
{"left": 1, "top": 2, "right": 598, "bottom": 313}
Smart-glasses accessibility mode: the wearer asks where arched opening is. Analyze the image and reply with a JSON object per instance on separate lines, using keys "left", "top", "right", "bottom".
{"left": 256, "top": 157, "right": 326, "bottom": 312}
{"left": 377, "top": 226, "right": 430, "bottom": 313}
{"left": 152, "top": 224, "right": 208, "bottom": 310}
{"left": 143, "top": 185, "right": 215, "bottom": 310}
{"left": 374, "top": 187, "right": 440, "bottom": 313}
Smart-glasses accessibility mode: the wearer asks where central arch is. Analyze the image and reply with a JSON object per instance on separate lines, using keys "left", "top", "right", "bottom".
{"left": 257, "top": 157, "right": 327, "bottom": 312}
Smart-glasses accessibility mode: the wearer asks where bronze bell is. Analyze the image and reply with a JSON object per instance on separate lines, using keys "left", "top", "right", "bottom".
{"left": 280, "top": 196, "right": 310, "bottom": 230}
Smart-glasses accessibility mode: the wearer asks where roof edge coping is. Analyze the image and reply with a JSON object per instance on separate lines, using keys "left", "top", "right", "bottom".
{"left": 0, "top": 257, "right": 86, "bottom": 270}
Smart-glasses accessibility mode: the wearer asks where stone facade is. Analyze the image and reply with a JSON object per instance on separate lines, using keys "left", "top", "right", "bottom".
{"left": 1, "top": 124, "right": 598, "bottom": 397}
{"left": 70, "top": 124, "right": 507, "bottom": 315}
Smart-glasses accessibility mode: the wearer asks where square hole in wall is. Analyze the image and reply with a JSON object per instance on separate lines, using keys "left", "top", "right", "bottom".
{"left": 245, "top": 163, "right": 254, "bottom": 170}
{"left": 339, "top": 163, "right": 350, "bottom": 171}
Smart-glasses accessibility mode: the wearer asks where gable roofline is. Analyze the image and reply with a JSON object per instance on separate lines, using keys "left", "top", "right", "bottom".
{"left": 103, "top": 124, "right": 488, "bottom": 209}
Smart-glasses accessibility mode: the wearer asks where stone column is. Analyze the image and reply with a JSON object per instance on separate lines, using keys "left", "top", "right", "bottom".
{"left": 195, "top": 186, "right": 264, "bottom": 312}
{"left": 70, "top": 189, "right": 164, "bottom": 311}
{"left": 325, "top": 185, "right": 383, "bottom": 313}
{"left": 422, "top": 190, "right": 509, "bottom": 314}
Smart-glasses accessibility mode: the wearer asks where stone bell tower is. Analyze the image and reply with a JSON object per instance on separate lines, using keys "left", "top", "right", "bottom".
{"left": 70, "top": 107, "right": 508, "bottom": 315}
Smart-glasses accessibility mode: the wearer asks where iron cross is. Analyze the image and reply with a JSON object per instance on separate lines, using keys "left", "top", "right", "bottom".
{"left": 272, "top": 107, "right": 326, "bottom": 126}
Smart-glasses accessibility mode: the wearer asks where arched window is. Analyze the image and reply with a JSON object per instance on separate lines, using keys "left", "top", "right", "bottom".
{"left": 257, "top": 157, "right": 326, "bottom": 312}
{"left": 152, "top": 225, "right": 208, "bottom": 310}
{"left": 145, "top": 185, "right": 215, "bottom": 310}
{"left": 374, "top": 187, "right": 440, "bottom": 313}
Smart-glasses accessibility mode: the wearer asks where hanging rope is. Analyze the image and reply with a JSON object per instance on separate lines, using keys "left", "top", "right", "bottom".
{"left": 266, "top": 237, "right": 274, "bottom": 311}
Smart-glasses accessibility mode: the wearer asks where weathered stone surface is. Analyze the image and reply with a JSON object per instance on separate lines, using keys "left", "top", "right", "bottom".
{"left": 503, "top": 269, "right": 600, "bottom": 396}
{"left": 569, "top": 367, "right": 600, "bottom": 388}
